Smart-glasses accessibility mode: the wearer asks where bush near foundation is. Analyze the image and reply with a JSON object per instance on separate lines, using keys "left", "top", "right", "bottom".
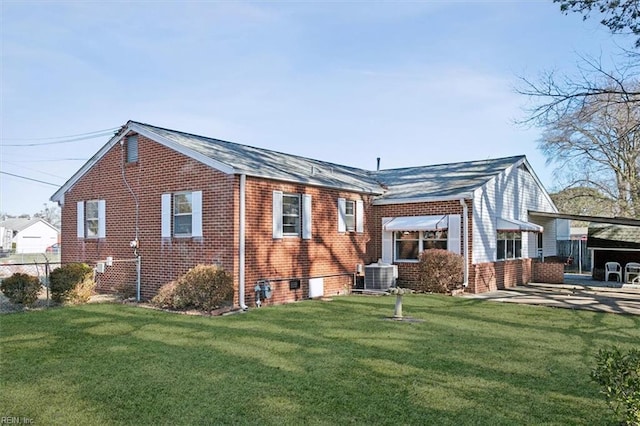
{"left": 0, "top": 273, "right": 41, "bottom": 305}
{"left": 49, "top": 263, "right": 95, "bottom": 304}
{"left": 591, "top": 346, "right": 640, "bottom": 425}
{"left": 152, "top": 265, "right": 233, "bottom": 312}
{"left": 418, "top": 249, "right": 464, "bottom": 293}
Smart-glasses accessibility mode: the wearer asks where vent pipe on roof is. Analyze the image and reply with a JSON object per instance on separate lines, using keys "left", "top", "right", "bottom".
{"left": 376, "top": 157, "right": 380, "bottom": 171}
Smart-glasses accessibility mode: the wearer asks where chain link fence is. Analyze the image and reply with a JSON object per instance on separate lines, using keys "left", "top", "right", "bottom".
{"left": 0, "top": 258, "right": 139, "bottom": 311}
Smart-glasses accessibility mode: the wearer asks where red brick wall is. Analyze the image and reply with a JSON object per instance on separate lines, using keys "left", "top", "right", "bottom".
{"left": 60, "top": 134, "right": 371, "bottom": 305}
{"left": 61, "top": 134, "right": 237, "bottom": 300}
{"left": 532, "top": 260, "right": 564, "bottom": 284}
{"left": 370, "top": 200, "right": 472, "bottom": 288}
{"left": 470, "top": 259, "right": 532, "bottom": 293}
{"left": 241, "top": 178, "right": 369, "bottom": 306}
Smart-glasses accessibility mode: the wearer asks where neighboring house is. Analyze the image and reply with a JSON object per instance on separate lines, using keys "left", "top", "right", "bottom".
{"left": 588, "top": 224, "right": 640, "bottom": 281}
{"left": 0, "top": 218, "right": 59, "bottom": 254}
{"left": 50, "top": 120, "right": 558, "bottom": 305}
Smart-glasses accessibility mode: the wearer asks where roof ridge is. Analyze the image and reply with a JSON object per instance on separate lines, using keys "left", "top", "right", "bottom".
{"left": 130, "top": 120, "right": 372, "bottom": 174}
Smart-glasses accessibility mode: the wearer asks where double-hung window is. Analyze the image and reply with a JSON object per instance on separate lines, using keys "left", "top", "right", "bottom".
{"left": 273, "top": 191, "right": 311, "bottom": 239}
{"left": 497, "top": 231, "right": 522, "bottom": 260}
{"left": 161, "top": 191, "right": 203, "bottom": 238}
{"left": 77, "top": 200, "right": 106, "bottom": 239}
{"left": 338, "top": 198, "right": 364, "bottom": 233}
{"left": 173, "top": 192, "right": 194, "bottom": 236}
{"left": 282, "top": 194, "right": 301, "bottom": 236}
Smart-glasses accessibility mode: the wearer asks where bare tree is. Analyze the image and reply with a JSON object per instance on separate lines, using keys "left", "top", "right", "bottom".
{"left": 34, "top": 203, "right": 61, "bottom": 228}
{"left": 534, "top": 79, "right": 640, "bottom": 217}
{"left": 555, "top": 0, "right": 640, "bottom": 47}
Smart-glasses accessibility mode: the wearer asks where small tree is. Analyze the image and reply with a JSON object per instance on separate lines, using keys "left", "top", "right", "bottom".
{"left": 0, "top": 273, "right": 41, "bottom": 305}
{"left": 418, "top": 249, "right": 464, "bottom": 294}
{"left": 591, "top": 346, "right": 640, "bottom": 425}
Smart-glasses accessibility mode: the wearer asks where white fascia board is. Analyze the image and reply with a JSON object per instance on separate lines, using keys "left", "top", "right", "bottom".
{"left": 372, "top": 193, "right": 473, "bottom": 206}
{"left": 129, "top": 122, "right": 235, "bottom": 175}
{"left": 50, "top": 121, "right": 237, "bottom": 203}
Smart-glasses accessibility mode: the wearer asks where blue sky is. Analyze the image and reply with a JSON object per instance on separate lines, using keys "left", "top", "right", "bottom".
{"left": 0, "top": 1, "right": 629, "bottom": 216}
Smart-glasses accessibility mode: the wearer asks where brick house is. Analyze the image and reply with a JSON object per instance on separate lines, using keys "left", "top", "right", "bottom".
{"left": 50, "top": 121, "right": 558, "bottom": 306}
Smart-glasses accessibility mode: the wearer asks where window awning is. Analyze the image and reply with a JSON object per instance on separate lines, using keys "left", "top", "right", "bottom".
{"left": 498, "top": 218, "right": 543, "bottom": 232}
{"left": 383, "top": 215, "right": 448, "bottom": 232}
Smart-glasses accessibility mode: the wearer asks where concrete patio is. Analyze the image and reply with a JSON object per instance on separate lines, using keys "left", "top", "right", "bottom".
{"left": 463, "top": 273, "right": 640, "bottom": 315}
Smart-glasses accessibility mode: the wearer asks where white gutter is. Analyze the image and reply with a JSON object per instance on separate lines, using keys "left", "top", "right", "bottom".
{"left": 239, "top": 174, "right": 248, "bottom": 310}
{"left": 460, "top": 198, "right": 469, "bottom": 287}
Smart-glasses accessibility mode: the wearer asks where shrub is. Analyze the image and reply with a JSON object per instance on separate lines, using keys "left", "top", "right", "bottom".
{"left": 0, "top": 273, "right": 41, "bottom": 305}
{"left": 151, "top": 265, "right": 233, "bottom": 312}
{"left": 50, "top": 263, "right": 95, "bottom": 304}
{"left": 591, "top": 346, "right": 640, "bottom": 425}
{"left": 152, "top": 281, "right": 178, "bottom": 309}
{"left": 417, "top": 249, "right": 464, "bottom": 293}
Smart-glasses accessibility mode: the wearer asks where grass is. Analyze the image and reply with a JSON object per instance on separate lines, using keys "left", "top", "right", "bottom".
{"left": 1, "top": 294, "right": 638, "bottom": 425}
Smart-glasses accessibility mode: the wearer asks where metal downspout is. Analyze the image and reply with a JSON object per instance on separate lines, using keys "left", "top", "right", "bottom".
{"left": 460, "top": 199, "right": 469, "bottom": 287}
{"left": 239, "top": 174, "right": 248, "bottom": 310}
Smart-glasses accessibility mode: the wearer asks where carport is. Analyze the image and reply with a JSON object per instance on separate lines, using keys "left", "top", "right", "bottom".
{"left": 529, "top": 211, "right": 640, "bottom": 283}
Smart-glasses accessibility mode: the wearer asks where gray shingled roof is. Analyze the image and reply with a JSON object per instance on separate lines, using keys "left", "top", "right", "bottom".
{"left": 588, "top": 224, "right": 640, "bottom": 248}
{"left": 0, "top": 218, "right": 58, "bottom": 232}
{"left": 371, "top": 156, "right": 526, "bottom": 201}
{"left": 51, "top": 120, "right": 534, "bottom": 203}
{"left": 133, "top": 122, "right": 383, "bottom": 194}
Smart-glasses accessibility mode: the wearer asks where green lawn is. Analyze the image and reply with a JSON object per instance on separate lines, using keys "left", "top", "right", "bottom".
{"left": 1, "top": 295, "right": 638, "bottom": 425}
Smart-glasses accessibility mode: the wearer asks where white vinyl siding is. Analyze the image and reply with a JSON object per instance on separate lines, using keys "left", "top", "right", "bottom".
{"left": 472, "top": 164, "right": 555, "bottom": 263}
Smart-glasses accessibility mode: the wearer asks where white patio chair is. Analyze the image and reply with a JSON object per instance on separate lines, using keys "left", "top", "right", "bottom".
{"left": 605, "top": 262, "right": 622, "bottom": 282}
{"left": 624, "top": 262, "right": 640, "bottom": 283}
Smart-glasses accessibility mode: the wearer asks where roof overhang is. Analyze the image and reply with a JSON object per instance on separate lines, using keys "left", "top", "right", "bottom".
{"left": 529, "top": 211, "right": 640, "bottom": 227}
{"left": 498, "top": 218, "right": 543, "bottom": 232}
{"left": 373, "top": 193, "right": 473, "bottom": 206}
{"left": 383, "top": 215, "right": 448, "bottom": 231}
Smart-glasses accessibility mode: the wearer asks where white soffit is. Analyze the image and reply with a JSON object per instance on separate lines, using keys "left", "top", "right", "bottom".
{"left": 498, "top": 218, "right": 543, "bottom": 232}
{"left": 383, "top": 215, "right": 448, "bottom": 231}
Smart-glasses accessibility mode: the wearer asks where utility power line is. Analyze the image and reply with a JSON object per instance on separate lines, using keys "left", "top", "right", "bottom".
{"left": 1, "top": 131, "right": 117, "bottom": 147}
{"left": 1, "top": 127, "right": 120, "bottom": 141}
{"left": 1, "top": 171, "right": 60, "bottom": 187}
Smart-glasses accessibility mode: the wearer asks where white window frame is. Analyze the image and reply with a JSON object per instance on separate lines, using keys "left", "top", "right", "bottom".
{"left": 161, "top": 191, "right": 202, "bottom": 238}
{"left": 497, "top": 231, "right": 522, "bottom": 260}
{"left": 338, "top": 198, "right": 364, "bottom": 233}
{"left": 282, "top": 194, "right": 301, "bottom": 236}
{"left": 345, "top": 200, "right": 355, "bottom": 232}
{"left": 394, "top": 230, "right": 449, "bottom": 262}
{"left": 273, "top": 191, "right": 311, "bottom": 239}
{"left": 77, "top": 200, "right": 105, "bottom": 239}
